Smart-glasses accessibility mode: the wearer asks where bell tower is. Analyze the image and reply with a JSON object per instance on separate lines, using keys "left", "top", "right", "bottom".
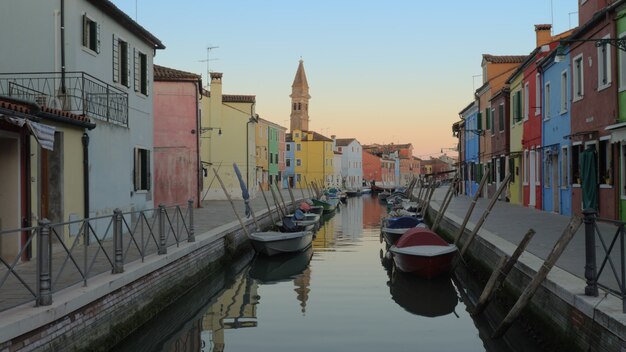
{"left": 290, "top": 59, "right": 311, "bottom": 132}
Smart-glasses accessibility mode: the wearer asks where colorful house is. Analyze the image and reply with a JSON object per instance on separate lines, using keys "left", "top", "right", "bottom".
{"left": 507, "top": 65, "right": 526, "bottom": 205}
{"left": 333, "top": 137, "right": 363, "bottom": 191}
{"left": 153, "top": 65, "right": 202, "bottom": 207}
{"left": 290, "top": 129, "right": 334, "bottom": 188}
{"left": 284, "top": 138, "right": 296, "bottom": 188}
{"left": 613, "top": 5, "right": 626, "bottom": 220}
{"left": 460, "top": 101, "right": 480, "bottom": 196}
{"left": 540, "top": 46, "right": 572, "bottom": 215}
{"left": 362, "top": 150, "right": 382, "bottom": 187}
{"left": 255, "top": 118, "right": 270, "bottom": 190}
{"left": 569, "top": 2, "right": 619, "bottom": 219}
{"left": 489, "top": 87, "right": 511, "bottom": 201}
{"left": 200, "top": 73, "right": 257, "bottom": 201}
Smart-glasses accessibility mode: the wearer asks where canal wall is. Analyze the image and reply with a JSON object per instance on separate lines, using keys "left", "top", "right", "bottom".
{"left": 426, "top": 205, "right": 626, "bottom": 351}
{"left": 0, "top": 204, "right": 284, "bottom": 351}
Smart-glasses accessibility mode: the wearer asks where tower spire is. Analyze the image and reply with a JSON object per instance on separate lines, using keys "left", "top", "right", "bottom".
{"left": 290, "top": 59, "right": 311, "bottom": 132}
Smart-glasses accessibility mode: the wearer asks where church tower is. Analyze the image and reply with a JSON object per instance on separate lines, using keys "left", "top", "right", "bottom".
{"left": 290, "top": 59, "right": 311, "bottom": 132}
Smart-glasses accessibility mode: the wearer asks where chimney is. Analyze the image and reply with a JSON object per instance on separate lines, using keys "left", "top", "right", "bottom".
{"left": 210, "top": 72, "right": 223, "bottom": 129}
{"left": 535, "top": 24, "right": 552, "bottom": 48}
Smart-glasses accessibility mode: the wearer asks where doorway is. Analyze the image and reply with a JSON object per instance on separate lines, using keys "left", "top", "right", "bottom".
{"left": 552, "top": 153, "right": 560, "bottom": 213}
{"left": 529, "top": 150, "right": 536, "bottom": 207}
{"left": 0, "top": 133, "right": 20, "bottom": 260}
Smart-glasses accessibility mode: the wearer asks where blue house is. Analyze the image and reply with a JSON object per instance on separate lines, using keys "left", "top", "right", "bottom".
{"left": 540, "top": 49, "right": 571, "bottom": 215}
{"left": 283, "top": 136, "right": 296, "bottom": 188}
{"left": 460, "top": 101, "right": 480, "bottom": 196}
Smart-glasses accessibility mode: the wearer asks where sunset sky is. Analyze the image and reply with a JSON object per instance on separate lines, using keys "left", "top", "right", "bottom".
{"left": 112, "top": 0, "right": 578, "bottom": 158}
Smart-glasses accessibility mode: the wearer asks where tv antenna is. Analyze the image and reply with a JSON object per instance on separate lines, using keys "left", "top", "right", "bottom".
{"left": 198, "top": 46, "right": 219, "bottom": 86}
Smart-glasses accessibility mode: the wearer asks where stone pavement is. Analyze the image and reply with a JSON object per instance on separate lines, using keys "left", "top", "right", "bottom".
{"left": 427, "top": 186, "right": 622, "bottom": 291}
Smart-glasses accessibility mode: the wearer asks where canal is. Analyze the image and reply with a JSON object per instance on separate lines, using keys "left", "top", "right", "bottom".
{"left": 113, "top": 195, "right": 544, "bottom": 352}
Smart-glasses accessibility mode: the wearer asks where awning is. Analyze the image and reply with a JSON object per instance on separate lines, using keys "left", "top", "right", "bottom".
{"left": 1, "top": 114, "right": 55, "bottom": 151}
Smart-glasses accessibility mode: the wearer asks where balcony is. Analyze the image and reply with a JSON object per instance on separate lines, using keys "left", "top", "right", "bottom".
{"left": 0, "top": 72, "right": 128, "bottom": 126}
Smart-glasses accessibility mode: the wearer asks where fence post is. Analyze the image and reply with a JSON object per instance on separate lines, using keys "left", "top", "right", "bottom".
{"left": 158, "top": 204, "right": 167, "bottom": 254}
{"left": 113, "top": 208, "right": 124, "bottom": 273}
{"left": 188, "top": 199, "right": 195, "bottom": 243}
{"left": 37, "top": 219, "right": 52, "bottom": 306}
{"left": 583, "top": 208, "right": 598, "bottom": 297}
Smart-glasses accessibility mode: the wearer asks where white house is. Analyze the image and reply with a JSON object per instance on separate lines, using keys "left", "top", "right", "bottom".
{"left": 0, "top": 0, "right": 165, "bottom": 226}
{"left": 333, "top": 151, "right": 343, "bottom": 187}
{"left": 333, "top": 137, "right": 363, "bottom": 191}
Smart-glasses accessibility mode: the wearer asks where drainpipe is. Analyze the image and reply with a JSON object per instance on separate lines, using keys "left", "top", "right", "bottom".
{"left": 60, "top": 0, "right": 66, "bottom": 94}
{"left": 82, "top": 133, "right": 89, "bottom": 221}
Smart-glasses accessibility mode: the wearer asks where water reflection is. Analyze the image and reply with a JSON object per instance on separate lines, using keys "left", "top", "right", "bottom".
{"left": 362, "top": 194, "right": 386, "bottom": 228}
{"left": 249, "top": 247, "right": 313, "bottom": 284}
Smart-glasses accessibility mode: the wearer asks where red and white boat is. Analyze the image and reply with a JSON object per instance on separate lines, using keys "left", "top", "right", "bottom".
{"left": 389, "top": 228, "right": 457, "bottom": 279}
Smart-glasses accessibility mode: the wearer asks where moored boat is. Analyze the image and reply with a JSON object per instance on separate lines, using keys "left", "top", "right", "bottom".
{"left": 248, "top": 230, "right": 313, "bottom": 256}
{"left": 381, "top": 216, "right": 426, "bottom": 245}
{"left": 389, "top": 228, "right": 457, "bottom": 279}
{"left": 249, "top": 246, "right": 313, "bottom": 283}
{"left": 312, "top": 198, "right": 339, "bottom": 214}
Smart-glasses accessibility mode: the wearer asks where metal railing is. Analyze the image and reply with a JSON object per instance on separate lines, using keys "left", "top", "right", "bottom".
{"left": 0, "top": 71, "right": 128, "bottom": 126}
{"left": 582, "top": 209, "right": 626, "bottom": 312}
{"left": 0, "top": 201, "right": 194, "bottom": 312}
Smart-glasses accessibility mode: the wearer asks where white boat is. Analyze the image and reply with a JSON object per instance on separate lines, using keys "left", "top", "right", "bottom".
{"left": 284, "top": 212, "right": 321, "bottom": 226}
{"left": 361, "top": 188, "right": 372, "bottom": 194}
{"left": 248, "top": 230, "right": 313, "bottom": 256}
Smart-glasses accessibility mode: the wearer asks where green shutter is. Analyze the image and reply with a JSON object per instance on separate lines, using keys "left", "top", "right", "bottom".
{"left": 485, "top": 109, "right": 490, "bottom": 131}
{"left": 516, "top": 92, "right": 522, "bottom": 122}
{"left": 477, "top": 112, "right": 482, "bottom": 131}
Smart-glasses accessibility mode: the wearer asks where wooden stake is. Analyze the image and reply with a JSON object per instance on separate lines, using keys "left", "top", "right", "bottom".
{"left": 432, "top": 174, "right": 459, "bottom": 232}
{"left": 212, "top": 169, "right": 250, "bottom": 237}
{"left": 472, "top": 228, "right": 536, "bottom": 316}
{"left": 458, "top": 174, "right": 511, "bottom": 258}
{"left": 275, "top": 183, "right": 289, "bottom": 214}
{"left": 492, "top": 216, "right": 582, "bottom": 339}
{"left": 258, "top": 182, "right": 276, "bottom": 224}
{"left": 269, "top": 184, "right": 285, "bottom": 219}
{"left": 287, "top": 183, "right": 297, "bottom": 212}
{"left": 298, "top": 179, "right": 307, "bottom": 200}
{"left": 453, "top": 165, "right": 491, "bottom": 245}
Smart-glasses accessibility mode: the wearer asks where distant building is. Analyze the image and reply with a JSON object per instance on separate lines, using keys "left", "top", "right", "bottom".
{"left": 333, "top": 137, "right": 363, "bottom": 190}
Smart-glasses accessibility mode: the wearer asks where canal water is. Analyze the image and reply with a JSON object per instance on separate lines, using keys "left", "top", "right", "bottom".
{"left": 114, "top": 195, "right": 543, "bottom": 352}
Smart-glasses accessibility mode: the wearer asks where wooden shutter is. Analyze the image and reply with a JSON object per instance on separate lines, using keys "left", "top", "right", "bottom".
{"left": 96, "top": 22, "right": 101, "bottom": 53}
{"left": 477, "top": 112, "right": 482, "bottom": 131}
{"left": 82, "top": 14, "right": 88, "bottom": 47}
{"left": 146, "top": 150, "right": 151, "bottom": 190}
{"left": 112, "top": 34, "right": 119, "bottom": 83}
{"left": 133, "top": 147, "right": 139, "bottom": 191}
{"left": 134, "top": 49, "right": 140, "bottom": 92}
{"left": 516, "top": 91, "right": 522, "bottom": 122}
{"left": 126, "top": 44, "right": 132, "bottom": 88}
{"left": 145, "top": 59, "right": 150, "bottom": 96}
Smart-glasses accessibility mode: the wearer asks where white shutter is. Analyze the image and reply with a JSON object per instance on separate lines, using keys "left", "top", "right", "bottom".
{"left": 82, "top": 14, "right": 88, "bottom": 47}
{"left": 112, "top": 34, "right": 119, "bottom": 83}
{"left": 96, "top": 22, "right": 101, "bottom": 53}
{"left": 134, "top": 48, "right": 139, "bottom": 92}
{"left": 145, "top": 60, "right": 150, "bottom": 96}
{"left": 126, "top": 44, "right": 131, "bottom": 88}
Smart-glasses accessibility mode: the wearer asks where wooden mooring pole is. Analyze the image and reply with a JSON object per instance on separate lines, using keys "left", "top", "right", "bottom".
{"left": 258, "top": 182, "right": 276, "bottom": 224}
{"left": 269, "top": 184, "right": 286, "bottom": 219}
{"left": 275, "top": 184, "right": 289, "bottom": 214}
{"left": 471, "top": 228, "right": 536, "bottom": 316}
{"left": 212, "top": 169, "right": 250, "bottom": 237}
{"left": 491, "top": 216, "right": 582, "bottom": 339}
{"left": 458, "top": 174, "right": 511, "bottom": 259}
{"left": 453, "top": 166, "right": 490, "bottom": 246}
{"left": 432, "top": 174, "right": 459, "bottom": 232}
{"left": 287, "top": 183, "right": 298, "bottom": 212}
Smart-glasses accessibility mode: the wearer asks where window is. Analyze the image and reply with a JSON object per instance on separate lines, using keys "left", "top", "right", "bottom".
{"left": 513, "top": 90, "right": 522, "bottom": 123}
{"left": 286, "top": 144, "right": 291, "bottom": 151}
{"left": 490, "top": 108, "right": 495, "bottom": 134}
{"left": 535, "top": 149, "right": 541, "bottom": 185}
{"left": 598, "top": 35, "right": 611, "bottom": 89}
{"left": 293, "top": 103, "right": 297, "bottom": 111}
{"left": 485, "top": 108, "right": 491, "bottom": 132}
{"left": 560, "top": 71, "right": 568, "bottom": 113}
{"left": 498, "top": 104, "right": 504, "bottom": 132}
{"left": 286, "top": 159, "right": 291, "bottom": 167}
{"left": 134, "top": 50, "right": 148, "bottom": 95}
{"left": 544, "top": 151, "right": 551, "bottom": 187}
{"left": 82, "top": 15, "right": 100, "bottom": 53}
{"left": 296, "top": 144, "right": 301, "bottom": 151}
{"left": 499, "top": 156, "right": 506, "bottom": 182}
{"left": 113, "top": 35, "right": 130, "bottom": 87}
{"left": 524, "top": 83, "right": 529, "bottom": 121}
{"left": 561, "top": 146, "right": 569, "bottom": 188}
{"left": 297, "top": 174, "right": 301, "bottom": 182}
{"left": 134, "top": 148, "right": 151, "bottom": 191}
{"left": 572, "top": 144, "right": 582, "bottom": 184}
{"left": 544, "top": 82, "right": 551, "bottom": 119}
{"left": 573, "top": 54, "right": 584, "bottom": 100}
{"left": 535, "top": 74, "right": 541, "bottom": 116}
{"left": 296, "top": 159, "right": 301, "bottom": 166}
{"left": 599, "top": 139, "right": 612, "bottom": 185}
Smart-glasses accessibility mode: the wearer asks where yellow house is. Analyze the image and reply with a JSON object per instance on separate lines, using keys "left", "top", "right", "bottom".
{"left": 255, "top": 118, "right": 269, "bottom": 190}
{"left": 508, "top": 70, "right": 524, "bottom": 205}
{"left": 291, "top": 129, "right": 334, "bottom": 188}
{"left": 200, "top": 72, "right": 257, "bottom": 201}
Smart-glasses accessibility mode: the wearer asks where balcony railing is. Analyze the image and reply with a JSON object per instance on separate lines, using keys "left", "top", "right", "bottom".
{"left": 0, "top": 71, "right": 128, "bottom": 126}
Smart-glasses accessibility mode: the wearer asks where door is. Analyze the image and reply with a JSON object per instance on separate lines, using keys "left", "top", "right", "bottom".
{"left": 552, "top": 153, "right": 560, "bottom": 213}
{"left": 529, "top": 150, "right": 536, "bottom": 207}
{"left": 0, "top": 134, "right": 20, "bottom": 261}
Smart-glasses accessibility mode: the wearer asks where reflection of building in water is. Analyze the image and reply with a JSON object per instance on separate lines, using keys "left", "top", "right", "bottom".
{"left": 362, "top": 195, "right": 386, "bottom": 228}
{"left": 201, "top": 272, "right": 259, "bottom": 352}
{"left": 293, "top": 266, "right": 312, "bottom": 315}
{"left": 312, "top": 216, "right": 336, "bottom": 249}
{"left": 340, "top": 198, "right": 363, "bottom": 237}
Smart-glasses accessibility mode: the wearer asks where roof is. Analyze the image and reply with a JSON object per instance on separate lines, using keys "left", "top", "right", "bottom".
{"left": 257, "top": 117, "right": 287, "bottom": 130}
{"left": 202, "top": 89, "right": 256, "bottom": 103}
{"left": 459, "top": 100, "right": 477, "bottom": 116}
{"left": 86, "top": 0, "right": 165, "bottom": 50}
{"left": 335, "top": 138, "right": 356, "bottom": 146}
{"left": 154, "top": 65, "right": 201, "bottom": 81}
{"left": 292, "top": 59, "right": 309, "bottom": 88}
{"left": 308, "top": 131, "right": 332, "bottom": 142}
{"left": 0, "top": 96, "right": 95, "bottom": 129}
{"left": 482, "top": 54, "right": 527, "bottom": 64}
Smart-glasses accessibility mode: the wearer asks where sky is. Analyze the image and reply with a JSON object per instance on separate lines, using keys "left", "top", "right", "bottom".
{"left": 112, "top": 0, "right": 579, "bottom": 158}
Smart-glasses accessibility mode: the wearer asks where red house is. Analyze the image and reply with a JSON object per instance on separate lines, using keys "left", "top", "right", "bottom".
{"left": 362, "top": 150, "right": 382, "bottom": 186}
{"left": 153, "top": 65, "right": 202, "bottom": 207}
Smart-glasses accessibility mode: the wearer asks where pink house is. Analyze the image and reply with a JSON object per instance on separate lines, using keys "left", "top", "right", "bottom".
{"left": 153, "top": 65, "right": 202, "bottom": 207}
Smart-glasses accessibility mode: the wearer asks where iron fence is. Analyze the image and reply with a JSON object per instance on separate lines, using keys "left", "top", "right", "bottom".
{"left": 583, "top": 209, "right": 626, "bottom": 312}
{"left": 0, "top": 71, "right": 128, "bottom": 126}
{"left": 0, "top": 201, "right": 193, "bottom": 312}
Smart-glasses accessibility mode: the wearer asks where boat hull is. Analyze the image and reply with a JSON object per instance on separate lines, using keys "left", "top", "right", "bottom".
{"left": 390, "top": 250, "right": 456, "bottom": 279}
{"left": 249, "top": 231, "right": 313, "bottom": 256}
{"left": 311, "top": 199, "right": 338, "bottom": 213}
